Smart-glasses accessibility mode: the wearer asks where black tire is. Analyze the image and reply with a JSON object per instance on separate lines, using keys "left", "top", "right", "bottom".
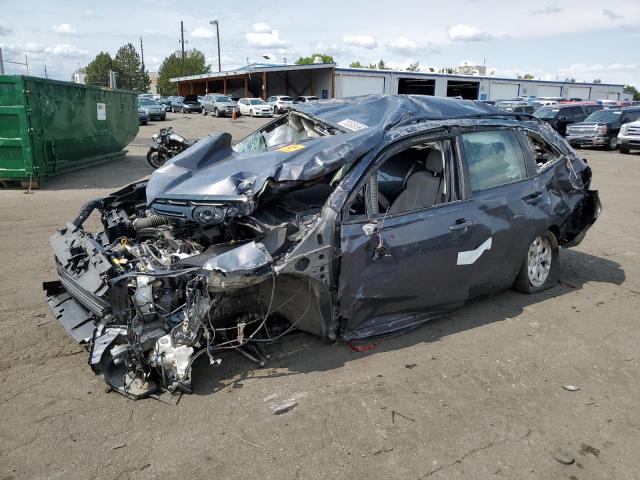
{"left": 606, "top": 136, "right": 618, "bottom": 150}
{"left": 146, "top": 150, "right": 166, "bottom": 169}
{"left": 250, "top": 109, "right": 254, "bottom": 117}
{"left": 202, "top": 109, "right": 207, "bottom": 116}
{"left": 512, "top": 230, "right": 559, "bottom": 294}
{"left": 181, "top": 107, "right": 186, "bottom": 114}
{"left": 214, "top": 108, "right": 220, "bottom": 117}
{"left": 619, "top": 145, "right": 630, "bottom": 154}
{"left": 274, "top": 106, "right": 279, "bottom": 114}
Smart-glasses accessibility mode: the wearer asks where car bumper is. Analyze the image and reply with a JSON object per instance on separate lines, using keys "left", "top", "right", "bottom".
{"left": 618, "top": 135, "right": 640, "bottom": 149}
{"left": 138, "top": 115, "right": 149, "bottom": 123}
{"left": 566, "top": 135, "right": 609, "bottom": 147}
{"left": 149, "top": 113, "right": 166, "bottom": 119}
{"left": 253, "top": 111, "right": 273, "bottom": 117}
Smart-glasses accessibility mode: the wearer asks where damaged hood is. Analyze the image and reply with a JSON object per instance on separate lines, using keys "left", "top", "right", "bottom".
{"left": 146, "top": 95, "right": 501, "bottom": 212}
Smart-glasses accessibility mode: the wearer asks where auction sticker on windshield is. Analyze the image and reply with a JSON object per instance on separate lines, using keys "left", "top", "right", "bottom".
{"left": 338, "top": 119, "right": 369, "bottom": 131}
{"left": 278, "top": 144, "right": 305, "bottom": 153}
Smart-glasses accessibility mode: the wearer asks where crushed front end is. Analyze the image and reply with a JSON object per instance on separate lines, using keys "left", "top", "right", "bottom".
{"left": 44, "top": 178, "right": 337, "bottom": 400}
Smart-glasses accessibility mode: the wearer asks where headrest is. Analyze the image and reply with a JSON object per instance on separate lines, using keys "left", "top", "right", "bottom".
{"left": 425, "top": 149, "right": 443, "bottom": 175}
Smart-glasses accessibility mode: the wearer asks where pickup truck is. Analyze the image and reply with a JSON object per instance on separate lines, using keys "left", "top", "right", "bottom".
{"left": 533, "top": 104, "right": 588, "bottom": 136}
{"left": 618, "top": 119, "right": 640, "bottom": 154}
{"left": 565, "top": 107, "right": 640, "bottom": 150}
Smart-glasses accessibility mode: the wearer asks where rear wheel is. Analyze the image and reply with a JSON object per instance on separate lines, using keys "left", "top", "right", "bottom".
{"left": 250, "top": 109, "right": 254, "bottom": 117}
{"left": 214, "top": 108, "right": 220, "bottom": 117}
{"left": 513, "top": 231, "right": 559, "bottom": 294}
{"left": 202, "top": 109, "right": 207, "bottom": 116}
{"left": 619, "top": 145, "right": 630, "bottom": 154}
{"left": 606, "top": 136, "right": 618, "bottom": 150}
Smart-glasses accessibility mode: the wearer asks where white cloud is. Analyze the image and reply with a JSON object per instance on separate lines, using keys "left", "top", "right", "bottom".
{"left": 191, "top": 27, "right": 215, "bottom": 39}
{"left": 448, "top": 24, "right": 491, "bottom": 42}
{"left": 253, "top": 22, "right": 271, "bottom": 33}
{"left": 603, "top": 9, "right": 623, "bottom": 20}
{"left": 531, "top": 5, "right": 562, "bottom": 15}
{"left": 44, "top": 44, "right": 88, "bottom": 57}
{"left": 387, "top": 37, "right": 418, "bottom": 53}
{"left": 315, "top": 42, "right": 348, "bottom": 55}
{"left": 246, "top": 24, "right": 287, "bottom": 47}
{"left": 52, "top": 23, "right": 76, "bottom": 34}
{"left": 343, "top": 34, "right": 377, "bottom": 49}
{"left": 24, "top": 42, "right": 46, "bottom": 53}
{"left": 84, "top": 9, "right": 95, "bottom": 16}
{"left": 0, "top": 24, "right": 12, "bottom": 36}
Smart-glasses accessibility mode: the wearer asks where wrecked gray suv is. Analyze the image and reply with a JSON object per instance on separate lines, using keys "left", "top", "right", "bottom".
{"left": 44, "top": 95, "right": 601, "bottom": 400}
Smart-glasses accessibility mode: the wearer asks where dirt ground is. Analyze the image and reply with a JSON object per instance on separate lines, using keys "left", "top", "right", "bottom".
{"left": 1, "top": 111, "right": 639, "bottom": 480}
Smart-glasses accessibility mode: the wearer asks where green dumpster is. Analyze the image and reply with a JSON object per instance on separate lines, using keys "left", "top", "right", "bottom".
{"left": 0, "top": 75, "right": 139, "bottom": 186}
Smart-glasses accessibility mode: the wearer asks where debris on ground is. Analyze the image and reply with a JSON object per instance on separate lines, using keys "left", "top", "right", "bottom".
{"left": 552, "top": 448, "right": 575, "bottom": 465}
{"left": 563, "top": 385, "right": 580, "bottom": 391}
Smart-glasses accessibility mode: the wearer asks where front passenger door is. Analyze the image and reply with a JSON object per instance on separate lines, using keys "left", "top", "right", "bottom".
{"left": 338, "top": 135, "right": 493, "bottom": 339}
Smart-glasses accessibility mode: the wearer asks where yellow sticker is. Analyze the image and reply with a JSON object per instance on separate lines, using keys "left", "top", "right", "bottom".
{"left": 278, "top": 144, "right": 305, "bottom": 153}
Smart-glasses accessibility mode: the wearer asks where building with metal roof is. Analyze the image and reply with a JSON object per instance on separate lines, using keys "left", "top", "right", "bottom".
{"left": 171, "top": 63, "right": 627, "bottom": 101}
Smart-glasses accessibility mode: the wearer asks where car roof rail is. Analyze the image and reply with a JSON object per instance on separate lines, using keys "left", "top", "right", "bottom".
{"left": 389, "top": 112, "right": 539, "bottom": 131}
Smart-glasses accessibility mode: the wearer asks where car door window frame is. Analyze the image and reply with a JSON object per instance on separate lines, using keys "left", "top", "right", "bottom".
{"left": 341, "top": 131, "right": 463, "bottom": 223}
{"left": 517, "top": 127, "right": 566, "bottom": 175}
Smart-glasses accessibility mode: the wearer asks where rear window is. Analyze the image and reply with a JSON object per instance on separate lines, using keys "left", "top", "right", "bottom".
{"left": 279, "top": 96, "right": 293, "bottom": 101}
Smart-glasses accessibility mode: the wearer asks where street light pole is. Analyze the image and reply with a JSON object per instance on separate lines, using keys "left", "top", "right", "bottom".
{"left": 209, "top": 20, "right": 221, "bottom": 72}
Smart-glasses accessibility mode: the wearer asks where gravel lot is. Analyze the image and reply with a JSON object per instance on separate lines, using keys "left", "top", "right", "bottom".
{"left": 1, "top": 111, "right": 639, "bottom": 480}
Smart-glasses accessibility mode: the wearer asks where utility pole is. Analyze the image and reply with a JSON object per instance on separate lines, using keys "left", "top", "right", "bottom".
{"left": 209, "top": 20, "right": 221, "bottom": 72}
{"left": 44, "top": 65, "right": 47, "bottom": 79}
{"left": 0, "top": 48, "right": 4, "bottom": 75}
{"left": 24, "top": 54, "right": 29, "bottom": 75}
{"left": 140, "top": 36, "right": 146, "bottom": 89}
{"left": 180, "top": 21, "right": 185, "bottom": 76}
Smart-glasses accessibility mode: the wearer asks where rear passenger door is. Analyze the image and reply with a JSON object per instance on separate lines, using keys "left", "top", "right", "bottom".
{"left": 458, "top": 128, "right": 539, "bottom": 295}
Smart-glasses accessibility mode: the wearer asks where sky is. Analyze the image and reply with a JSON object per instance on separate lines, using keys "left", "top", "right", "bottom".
{"left": 1, "top": 0, "right": 639, "bottom": 87}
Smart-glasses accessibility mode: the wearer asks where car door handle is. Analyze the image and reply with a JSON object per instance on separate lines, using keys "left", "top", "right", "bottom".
{"left": 525, "top": 191, "right": 543, "bottom": 204}
{"left": 450, "top": 220, "right": 473, "bottom": 231}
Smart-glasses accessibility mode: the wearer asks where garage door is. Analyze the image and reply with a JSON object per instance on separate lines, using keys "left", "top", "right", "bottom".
{"left": 537, "top": 85, "right": 562, "bottom": 97}
{"left": 490, "top": 82, "right": 520, "bottom": 100}
{"left": 566, "top": 86, "right": 591, "bottom": 100}
{"left": 339, "top": 75, "right": 385, "bottom": 97}
{"left": 607, "top": 92, "right": 620, "bottom": 100}
{"left": 591, "top": 89, "right": 608, "bottom": 100}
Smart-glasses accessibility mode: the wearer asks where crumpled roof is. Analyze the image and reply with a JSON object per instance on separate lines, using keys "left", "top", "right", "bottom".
{"left": 145, "top": 95, "right": 503, "bottom": 206}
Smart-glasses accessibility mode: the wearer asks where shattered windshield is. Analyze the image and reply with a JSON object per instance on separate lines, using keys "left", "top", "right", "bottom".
{"left": 232, "top": 112, "right": 340, "bottom": 153}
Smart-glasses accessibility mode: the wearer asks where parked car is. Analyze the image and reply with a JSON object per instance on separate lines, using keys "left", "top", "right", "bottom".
{"left": 137, "top": 107, "right": 149, "bottom": 126}
{"left": 171, "top": 95, "right": 203, "bottom": 113}
{"left": 138, "top": 98, "right": 166, "bottom": 121}
{"left": 618, "top": 118, "right": 640, "bottom": 153}
{"left": 295, "top": 96, "right": 319, "bottom": 103}
{"left": 566, "top": 107, "right": 640, "bottom": 150}
{"left": 237, "top": 98, "right": 273, "bottom": 117}
{"left": 45, "top": 95, "right": 600, "bottom": 400}
{"left": 533, "top": 104, "right": 588, "bottom": 135}
{"left": 157, "top": 97, "right": 174, "bottom": 112}
{"left": 200, "top": 94, "right": 240, "bottom": 117}
{"left": 496, "top": 101, "right": 536, "bottom": 114}
{"left": 267, "top": 95, "right": 295, "bottom": 113}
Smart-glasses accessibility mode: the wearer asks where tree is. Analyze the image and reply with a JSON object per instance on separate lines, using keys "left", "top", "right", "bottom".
{"left": 377, "top": 59, "right": 386, "bottom": 70}
{"left": 349, "top": 60, "right": 365, "bottom": 68}
{"left": 593, "top": 79, "right": 602, "bottom": 84}
{"left": 624, "top": 85, "right": 640, "bottom": 101}
{"left": 295, "top": 53, "right": 335, "bottom": 65}
{"left": 406, "top": 61, "right": 420, "bottom": 72}
{"left": 564, "top": 77, "right": 576, "bottom": 83}
{"left": 84, "top": 52, "right": 114, "bottom": 87}
{"left": 517, "top": 73, "right": 535, "bottom": 80}
{"left": 113, "top": 43, "right": 148, "bottom": 91}
{"left": 156, "top": 49, "right": 210, "bottom": 96}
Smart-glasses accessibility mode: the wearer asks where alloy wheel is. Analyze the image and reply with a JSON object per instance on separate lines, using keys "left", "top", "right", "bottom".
{"left": 527, "top": 235, "right": 552, "bottom": 287}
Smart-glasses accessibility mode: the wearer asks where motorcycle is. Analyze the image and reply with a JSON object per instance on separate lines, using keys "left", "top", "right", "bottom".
{"left": 146, "top": 127, "right": 195, "bottom": 169}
